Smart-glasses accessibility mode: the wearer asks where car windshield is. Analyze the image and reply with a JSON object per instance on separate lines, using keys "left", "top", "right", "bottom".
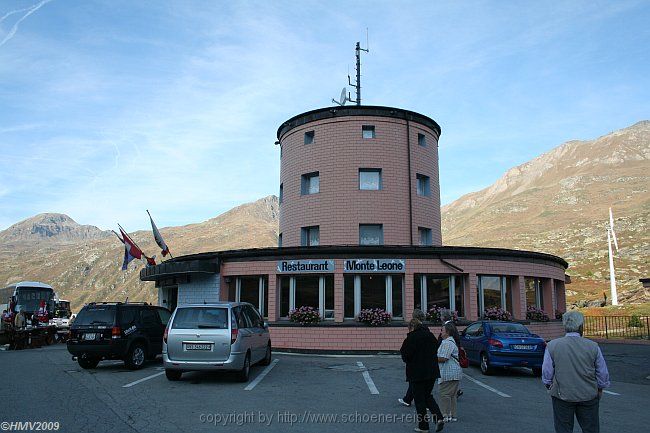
{"left": 491, "top": 323, "right": 530, "bottom": 334}
{"left": 172, "top": 308, "right": 228, "bottom": 329}
{"left": 74, "top": 306, "right": 116, "bottom": 326}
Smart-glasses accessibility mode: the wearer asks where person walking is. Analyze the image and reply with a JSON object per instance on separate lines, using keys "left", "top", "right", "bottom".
{"left": 437, "top": 322, "right": 462, "bottom": 422}
{"left": 437, "top": 309, "right": 463, "bottom": 398}
{"left": 399, "top": 309, "right": 427, "bottom": 407}
{"left": 542, "top": 311, "right": 610, "bottom": 433}
{"left": 400, "top": 317, "right": 445, "bottom": 432}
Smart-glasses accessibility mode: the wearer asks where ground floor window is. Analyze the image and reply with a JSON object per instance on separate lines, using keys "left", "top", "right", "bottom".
{"left": 344, "top": 274, "right": 403, "bottom": 319}
{"left": 230, "top": 276, "right": 269, "bottom": 318}
{"left": 477, "top": 275, "right": 513, "bottom": 316}
{"left": 414, "top": 275, "right": 464, "bottom": 317}
{"left": 279, "top": 275, "right": 334, "bottom": 319}
{"left": 525, "top": 277, "right": 544, "bottom": 310}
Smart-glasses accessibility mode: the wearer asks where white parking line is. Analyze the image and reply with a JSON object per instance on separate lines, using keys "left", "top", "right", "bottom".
{"left": 603, "top": 390, "right": 621, "bottom": 396}
{"left": 357, "top": 362, "right": 379, "bottom": 395}
{"left": 462, "top": 373, "right": 511, "bottom": 398}
{"left": 244, "top": 359, "right": 279, "bottom": 391}
{"left": 122, "top": 371, "right": 165, "bottom": 388}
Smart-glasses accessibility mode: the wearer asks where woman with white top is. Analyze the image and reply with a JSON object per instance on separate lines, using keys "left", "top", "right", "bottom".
{"left": 437, "top": 322, "right": 462, "bottom": 422}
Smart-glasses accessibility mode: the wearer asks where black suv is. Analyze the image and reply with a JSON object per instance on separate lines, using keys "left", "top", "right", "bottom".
{"left": 67, "top": 302, "right": 170, "bottom": 370}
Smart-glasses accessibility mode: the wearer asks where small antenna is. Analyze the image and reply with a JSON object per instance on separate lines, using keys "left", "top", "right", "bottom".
{"left": 331, "top": 32, "right": 370, "bottom": 106}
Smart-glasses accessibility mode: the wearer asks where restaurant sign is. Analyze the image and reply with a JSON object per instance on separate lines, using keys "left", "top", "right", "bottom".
{"left": 276, "top": 259, "right": 335, "bottom": 273}
{"left": 343, "top": 259, "right": 406, "bottom": 273}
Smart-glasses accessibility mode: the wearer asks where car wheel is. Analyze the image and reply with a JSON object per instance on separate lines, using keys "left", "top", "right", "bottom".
{"left": 238, "top": 353, "right": 251, "bottom": 382}
{"left": 260, "top": 343, "right": 272, "bottom": 366}
{"left": 125, "top": 343, "right": 146, "bottom": 370}
{"left": 78, "top": 355, "right": 100, "bottom": 369}
{"left": 165, "top": 369, "right": 182, "bottom": 381}
{"left": 532, "top": 367, "right": 542, "bottom": 377}
{"left": 480, "top": 353, "right": 492, "bottom": 375}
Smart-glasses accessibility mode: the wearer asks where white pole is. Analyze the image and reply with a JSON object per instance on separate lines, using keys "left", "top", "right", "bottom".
{"left": 607, "top": 228, "right": 618, "bottom": 306}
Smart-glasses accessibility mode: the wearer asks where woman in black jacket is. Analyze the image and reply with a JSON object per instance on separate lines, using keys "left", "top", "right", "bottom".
{"left": 400, "top": 318, "right": 445, "bottom": 432}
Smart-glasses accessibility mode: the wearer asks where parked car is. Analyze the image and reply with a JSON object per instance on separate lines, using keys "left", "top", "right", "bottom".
{"left": 163, "top": 302, "right": 271, "bottom": 382}
{"left": 460, "top": 321, "right": 546, "bottom": 376}
{"left": 67, "top": 302, "right": 170, "bottom": 370}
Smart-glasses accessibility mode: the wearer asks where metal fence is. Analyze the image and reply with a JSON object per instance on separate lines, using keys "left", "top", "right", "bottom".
{"left": 583, "top": 316, "right": 650, "bottom": 340}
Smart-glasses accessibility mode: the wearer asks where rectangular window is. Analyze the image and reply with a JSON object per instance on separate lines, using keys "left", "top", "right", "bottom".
{"left": 301, "top": 172, "right": 320, "bottom": 195}
{"left": 525, "top": 277, "right": 544, "bottom": 309}
{"left": 359, "top": 224, "right": 383, "bottom": 245}
{"left": 415, "top": 274, "right": 465, "bottom": 317}
{"left": 362, "top": 125, "right": 375, "bottom": 139}
{"left": 360, "top": 275, "right": 386, "bottom": 310}
{"left": 300, "top": 226, "right": 320, "bottom": 246}
{"left": 344, "top": 275, "right": 355, "bottom": 319}
{"left": 278, "top": 233, "right": 282, "bottom": 248}
{"left": 236, "top": 276, "right": 269, "bottom": 318}
{"left": 359, "top": 168, "right": 382, "bottom": 190}
{"left": 391, "top": 275, "right": 404, "bottom": 318}
{"left": 279, "top": 183, "right": 283, "bottom": 204}
{"left": 344, "top": 274, "right": 404, "bottom": 319}
{"left": 418, "top": 227, "right": 432, "bottom": 246}
{"left": 279, "top": 276, "right": 290, "bottom": 317}
{"left": 304, "top": 130, "right": 315, "bottom": 144}
{"left": 416, "top": 174, "right": 430, "bottom": 196}
{"left": 280, "top": 275, "right": 334, "bottom": 320}
{"left": 418, "top": 133, "right": 427, "bottom": 147}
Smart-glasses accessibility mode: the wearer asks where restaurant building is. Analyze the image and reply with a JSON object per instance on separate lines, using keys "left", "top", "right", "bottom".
{"left": 140, "top": 105, "right": 569, "bottom": 351}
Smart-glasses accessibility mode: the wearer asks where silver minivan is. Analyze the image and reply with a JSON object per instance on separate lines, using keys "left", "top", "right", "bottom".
{"left": 163, "top": 302, "right": 271, "bottom": 382}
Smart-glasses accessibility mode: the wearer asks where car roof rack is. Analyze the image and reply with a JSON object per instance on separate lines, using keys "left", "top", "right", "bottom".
{"left": 87, "top": 302, "right": 150, "bottom": 306}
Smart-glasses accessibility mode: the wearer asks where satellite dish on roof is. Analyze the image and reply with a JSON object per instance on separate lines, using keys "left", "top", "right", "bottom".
{"left": 332, "top": 87, "right": 348, "bottom": 106}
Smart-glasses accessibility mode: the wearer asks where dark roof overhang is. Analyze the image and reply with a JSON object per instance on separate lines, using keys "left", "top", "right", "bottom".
{"left": 277, "top": 105, "right": 442, "bottom": 141}
{"left": 139, "top": 258, "right": 219, "bottom": 282}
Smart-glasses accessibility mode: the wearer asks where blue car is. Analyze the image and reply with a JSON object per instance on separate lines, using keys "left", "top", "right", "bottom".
{"left": 460, "top": 321, "right": 546, "bottom": 376}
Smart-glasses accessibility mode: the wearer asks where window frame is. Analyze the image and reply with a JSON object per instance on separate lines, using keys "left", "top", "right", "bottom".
{"left": 415, "top": 274, "right": 462, "bottom": 315}
{"left": 304, "top": 130, "right": 315, "bottom": 145}
{"left": 279, "top": 183, "right": 283, "bottom": 204}
{"left": 358, "top": 168, "right": 382, "bottom": 190}
{"left": 301, "top": 171, "right": 320, "bottom": 195}
{"left": 234, "top": 276, "right": 269, "bottom": 318}
{"left": 477, "top": 275, "right": 512, "bottom": 316}
{"left": 362, "top": 125, "right": 376, "bottom": 139}
{"left": 418, "top": 227, "right": 432, "bottom": 246}
{"left": 300, "top": 225, "right": 320, "bottom": 247}
{"left": 416, "top": 174, "right": 431, "bottom": 197}
{"left": 418, "top": 133, "right": 427, "bottom": 147}
{"left": 279, "top": 275, "right": 334, "bottom": 320}
{"left": 359, "top": 224, "right": 383, "bottom": 245}
{"left": 343, "top": 274, "right": 404, "bottom": 319}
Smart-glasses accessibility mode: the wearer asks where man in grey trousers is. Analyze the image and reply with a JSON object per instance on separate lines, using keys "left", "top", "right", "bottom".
{"left": 542, "top": 311, "right": 610, "bottom": 433}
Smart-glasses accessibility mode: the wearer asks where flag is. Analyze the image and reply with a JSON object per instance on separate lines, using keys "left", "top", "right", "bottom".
{"left": 119, "top": 227, "right": 143, "bottom": 271}
{"left": 147, "top": 210, "right": 170, "bottom": 257}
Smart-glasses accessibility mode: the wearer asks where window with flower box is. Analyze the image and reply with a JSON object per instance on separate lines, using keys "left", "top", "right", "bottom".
{"left": 344, "top": 274, "right": 403, "bottom": 319}
{"left": 477, "top": 275, "right": 513, "bottom": 317}
{"left": 279, "top": 275, "right": 334, "bottom": 320}
{"left": 414, "top": 274, "right": 464, "bottom": 318}
{"left": 525, "top": 277, "right": 544, "bottom": 310}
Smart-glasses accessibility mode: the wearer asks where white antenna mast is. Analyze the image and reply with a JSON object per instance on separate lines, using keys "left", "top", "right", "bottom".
{"left": 607, "top": 207, "right": 620, "bottom": 305}
{"left": 331, "top": 30, "right": 370, "bottom": 106}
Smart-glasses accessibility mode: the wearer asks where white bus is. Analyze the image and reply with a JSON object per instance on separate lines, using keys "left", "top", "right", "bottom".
{"left": 0, "top": 281, "right": 56, "bottom": 317}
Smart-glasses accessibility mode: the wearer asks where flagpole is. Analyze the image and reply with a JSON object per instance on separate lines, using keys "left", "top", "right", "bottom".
{"left": 117, "top": 223, "right": 146, "bottom": 255}
{"left": 146, "top": 209, "right": 173, "bottom": 259}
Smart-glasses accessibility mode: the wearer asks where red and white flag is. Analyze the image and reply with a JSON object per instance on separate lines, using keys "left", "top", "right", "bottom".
{"left": 147, "top": 210, "right": 171, "bottom": 257}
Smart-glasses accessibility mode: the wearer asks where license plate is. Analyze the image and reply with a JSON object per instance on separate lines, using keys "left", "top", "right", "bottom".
{"left": 512, "top": 344, "right": 534, "bottom": 350}
{"left": 184, "top": 343, "right": 212, "bottom": 351}
{"left": 83, "top": 333, "right": 97, "bottom": 341}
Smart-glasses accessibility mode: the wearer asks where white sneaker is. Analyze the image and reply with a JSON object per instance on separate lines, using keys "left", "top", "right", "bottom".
{"left": 398, "top": 398, "right": 411, "bottom": 407}
{"left": 414, "top": 428, "right": 429, "bottom": 432}
{"left": 449, "top": 418, "right": 458, "bottom": 422}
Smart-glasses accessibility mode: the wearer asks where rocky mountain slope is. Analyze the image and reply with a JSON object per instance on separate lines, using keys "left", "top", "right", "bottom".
{"left": 0, "top": 213, "right": 110, "bottom": 248}
{"left": 0, "top": 196, "right": 279, "bottom": 310}
{"left": 442, "top": 121, "right": 650, "bottom": 304}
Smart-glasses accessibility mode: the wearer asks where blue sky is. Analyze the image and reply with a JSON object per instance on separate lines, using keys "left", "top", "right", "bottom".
{"left": 0, "top": 0, "right": 648, "bottom": 231}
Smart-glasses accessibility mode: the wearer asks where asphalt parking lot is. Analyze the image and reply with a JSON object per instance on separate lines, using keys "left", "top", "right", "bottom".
{"left": 1, "top": 343, "right": 648, "bottom": 433}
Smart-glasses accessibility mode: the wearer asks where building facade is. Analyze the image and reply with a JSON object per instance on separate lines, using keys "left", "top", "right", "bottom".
{"left": 141, "top": 106, "right": 569, "bottom": 351}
